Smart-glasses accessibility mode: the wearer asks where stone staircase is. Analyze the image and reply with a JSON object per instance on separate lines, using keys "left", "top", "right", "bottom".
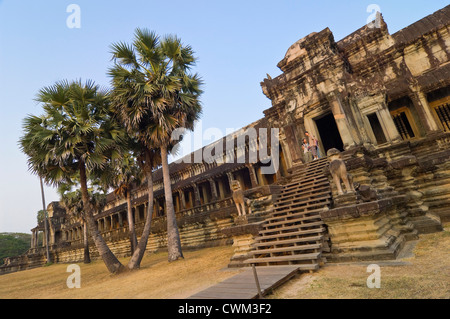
{"left": 244, "top": 158, "right": 331, "bottom": 271}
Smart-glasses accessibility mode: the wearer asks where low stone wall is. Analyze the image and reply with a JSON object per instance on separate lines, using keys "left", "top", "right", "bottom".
{"left": 321, "top": 195, "right": 417, "bottom": 262}
{"left": 0, "top": 186, "right": 281, "bottom": 275}
{"left": 320, "top": 140, "right": 447, "bottom": 262}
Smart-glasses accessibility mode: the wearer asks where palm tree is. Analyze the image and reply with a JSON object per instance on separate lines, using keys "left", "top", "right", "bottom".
{"left": 109, "top": 28, "right": 203, "bottom": 262}
{"left": 19, "top": 79, "right": 126, "bottom": 274}
{"left": 39, "top": 177, "right": 51, "bottom": 263}
{"left": 108, "top": 152, "right": 144, "bottom": 254}
{"left": 58, "top": 184, "right": 90, "bottom": 263}
{"left": 58, "top": 181, "right": 107, "bottom": 264}
{"left": 126, "top": 147, "right": 160, "bottom": 269}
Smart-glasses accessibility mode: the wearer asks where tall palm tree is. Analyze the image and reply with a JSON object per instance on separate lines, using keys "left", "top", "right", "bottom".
{"left": 109, "top": 28, "right": 203, "bottom": 262}
{"left": 126, "top": 147, "right": 160, "bottom": 269}
{"left": 19, "top": 79, "right": 126, "bottom": 274}
{"left": 39, "top": 177, "right": 51, "bottom": 263}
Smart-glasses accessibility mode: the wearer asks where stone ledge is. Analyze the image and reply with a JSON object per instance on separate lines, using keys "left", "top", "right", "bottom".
{"left": 220, "top": 221, "right": 265, "bottom": 237}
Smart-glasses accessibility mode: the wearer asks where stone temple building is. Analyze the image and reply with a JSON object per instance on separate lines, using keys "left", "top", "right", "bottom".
{"left": 2, "top": 5, "right": 450, "bottom": 274}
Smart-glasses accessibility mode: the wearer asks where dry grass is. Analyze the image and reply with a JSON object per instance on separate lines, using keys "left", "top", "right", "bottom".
{"left": 0, "top": 245, "right": 241, "bottom": 299}
{"left": 268, "top": 223, "right": 450, "bottom": 299}
{"left": 0, "top": 224, "right": 449, "bottom": 299}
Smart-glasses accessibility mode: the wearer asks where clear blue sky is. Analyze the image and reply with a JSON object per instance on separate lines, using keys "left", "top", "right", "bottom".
{"left": 0, "top": 0, "right": 448, "bottom": 233}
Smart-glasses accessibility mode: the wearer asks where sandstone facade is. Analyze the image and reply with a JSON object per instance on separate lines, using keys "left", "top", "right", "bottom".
{"left": 2, "top": 5, "right": 450, "bottom": 274}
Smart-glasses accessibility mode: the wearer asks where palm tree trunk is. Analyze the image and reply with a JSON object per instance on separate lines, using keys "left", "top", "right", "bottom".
{"left": 39, "top": 178, "right": 51, "bottom": 263}
{"left": 79, "top": 161, "right": 125, "bottom": 274}
{"left": 126, "top": 190, "right": 138, "bottom": 254}
{"left": 127, "top": 153, "right": 154, "bottom": 270}
{"left": 160, "top": 145, "right": 183, "bottom": 262}
{"left": 82, "top": 220, "right": 91, "bottom": 263}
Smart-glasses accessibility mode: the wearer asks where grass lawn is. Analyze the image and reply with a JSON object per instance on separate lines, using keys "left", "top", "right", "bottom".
{"left": 0, "top": 223, "right": 448, "bottom": 299}
{"left": 268, "top": 222, "right": 450, "bottom": 299}
{"left": 0, "top": 245, "right": 241, "bottom": 299}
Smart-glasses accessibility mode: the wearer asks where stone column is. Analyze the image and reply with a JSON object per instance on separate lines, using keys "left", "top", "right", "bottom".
{"left": 209, "top": 179, "right": 218, "bottom": 202}
{"left": 377, "top": 107, "right": 403, "bottom": 143}
{"left": 283, "top": 124, "right": 303, "bottom": 164}
{"left": 134, "top": 207, "right": 140, "bottom": 223}
{"left": 178, "top": 190, "right": 186, "bottom": 210}
{"left": 42, "top": 230, "right": 46, "bottom": 247}
{"left": 193, "top": 183, "right": 201, "bottom": 207}
{"left": 409, "top": 89, "right": 440, "bottom": 134}
{"left": 35, "top": 230, "right": 39, "bottom": 247}
{"left": 118, "top": 212, "right": 123, "bottom": 227}
{"left": 329, "top": 96, "right": 357, "bottom": 149}
{"left": 201, "top": 183, "right": 209, "bottom": 204}
{"left": 144, "top": 202, "right": 148, "bottom": 220}
{"left": 256, "top": 166, "right": 266, "bottom": 186}
{"left": 246, "top": 164, "right": 259, "bottom": 188}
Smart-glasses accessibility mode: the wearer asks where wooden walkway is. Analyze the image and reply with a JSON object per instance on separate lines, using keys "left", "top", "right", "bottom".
{"left": 187, "top": 266, "right": 301, "bottom": 299}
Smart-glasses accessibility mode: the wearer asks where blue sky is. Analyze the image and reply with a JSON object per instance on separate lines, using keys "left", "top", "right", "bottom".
{"left": 0, "top": 0, "right": 448, "bottom": 233}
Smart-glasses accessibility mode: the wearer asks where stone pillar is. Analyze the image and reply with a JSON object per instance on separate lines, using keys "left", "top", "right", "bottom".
{"left": 174, "top": 193, "right": 180, "bottom": 212}
{"left": 30, "top": 230, "right": 34, "bottom": 248}
{"left": 144, "top": 202, "right": 148, "bottom": 220}
{"left": 209, "top": 179, "right": 218, "bottom": 201}
{"left": 178, "top": 190, "right": 186, "bottom": 210}
{"left": 256, "top": 166, "right": 266, "bottom": 186}
{"left": 217, "top": 179, "right": 225, "bottom": 199}
{"left": 153, "top": 200, "right": 159, "bottom": 217}
{"left": 378, "top": 107, "right": 403, "bottom": 143}
{"left": 42, "top": 230, "right": 46, "bottom": 247}
{"left": 283, "top": 124, "right": 303, "bottom": 164}
{"left": 193, "top": 183, "right": 201, "bottom": 207}
{"left": 329, "top": 96, "right": 357, "bottom": 149}
{"left": 201, "top": 183, "right": 209, "bottom": 204}
{"left": 118, "top": 212, "right": 123, "bottom": 227}
{"left": 409, "top": 90, "right": 440, "bottom": 134}
{"left": 246, "top": 164, "right": 259, "bottom": 188}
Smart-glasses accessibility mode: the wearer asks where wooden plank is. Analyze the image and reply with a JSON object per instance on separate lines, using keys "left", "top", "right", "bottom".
{"left": 244, "top": 252, "right": 320, "bottom": 264}
{"left": 187, "top": 266, "right": 300, "bottom": 299}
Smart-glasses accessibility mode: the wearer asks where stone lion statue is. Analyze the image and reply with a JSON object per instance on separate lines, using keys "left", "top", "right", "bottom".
{"left": 230, "top": 180, "right": 252, "bottom": 216}
{"left": 327, "top": 148, "right": 355, "bottom": 195}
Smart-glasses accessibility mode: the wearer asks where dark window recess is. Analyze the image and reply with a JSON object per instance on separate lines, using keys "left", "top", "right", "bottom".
{"left": 434, "top": 103, "right": 450, "bottom": 132}
{"left": 367, "top": 113, "right": 387, "bottom": 144}
{"left": 392, "top": 112, "right": 415, "bottom": 140}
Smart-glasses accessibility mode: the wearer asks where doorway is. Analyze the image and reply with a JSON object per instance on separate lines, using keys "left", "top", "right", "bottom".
{"left": 315, "top": 112, "right": 344, "bottom": 153}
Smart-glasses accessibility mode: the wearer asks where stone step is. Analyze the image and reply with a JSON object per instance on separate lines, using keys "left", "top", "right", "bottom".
{"left": 245, "top": 158, "right": 330, "bottom": 270}
{"left": 270, "top": 201, "right": 330, "bottom": 218}
{"left": 260, "top": 220, "right": 325, "bottom": 235}
{"left": 274, "top": 195, "right": 331, "bottom": 211}
{"left": 253, "top": 235, "right": 324, "bottom": 248}
{"left": 244, "top": 252, "right": 322, "bottom": 265}
{"left": 283, "top": 176, "right": 329, "bottom": 190}
{"left": 255, "top": 227, "right": 326, "bottom": 242}
{"left": 249, "top": 243, "right": 322, "bottom": 256}
{"left": 279, "top": 181, "right": 330, "bottom": 198}
{"left": 277, "top": 183, "right": 331, "bottom": 203}
{"left": 264, "top": 212, "right": 323, "bottom": 228}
